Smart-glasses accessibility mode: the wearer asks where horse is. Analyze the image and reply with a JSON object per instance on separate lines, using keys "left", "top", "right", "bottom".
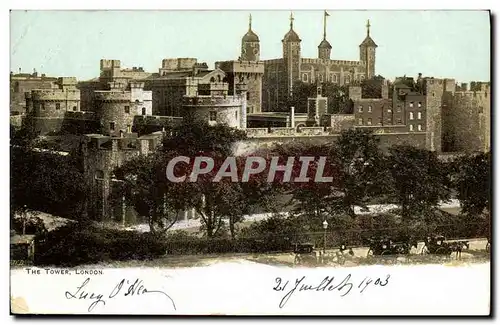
{"left": 448, "top": 241, "right": 469, "bottom": 259}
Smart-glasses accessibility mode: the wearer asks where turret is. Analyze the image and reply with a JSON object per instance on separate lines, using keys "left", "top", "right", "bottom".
{"left": 318, "top": 11, "right": 332, "bottom": 60}
{"left": 241, "top": 14, "right": 260, "bottom": 61}
{"left": 359, "top": 19, "right": 377, "bottom": 79}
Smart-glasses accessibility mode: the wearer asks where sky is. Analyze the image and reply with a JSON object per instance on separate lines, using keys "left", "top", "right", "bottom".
{"left": 9, "top": 10, "right": 491, "bottom": 82}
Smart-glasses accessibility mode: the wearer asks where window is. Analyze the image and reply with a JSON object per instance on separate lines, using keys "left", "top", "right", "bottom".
{"left": 41, "top": 103, "right": 45, "bottom": 110}
{"left": 319, "top": 74, "right": 323, "bottom": 82}
{"left": 332, "top": 74, "right": 338, "bottom": 83}
{"left": 397, "top": 118, "right": 402, "bottom": 124}
{"left": 417, "top": 124, "right": 422, "bottom": 131}
{"left": 345, "top": 75, "right": 351, "bottom": 84}
{"left": 368, "top": 105, "right": 372, "bottom": 113}
{"left": 378, "top": 117, "right": 383, "bottom": 125}
{"left": 124, "top": 106, "right": 130, "bottom": 114}
{"left": 397, "top": 105, "right": 401, "bottom": 112}
{"left": 246, "top": 92, "right": 250, "bottom": 100}
{"left": 73, "top": 106, "right": 77, "bottom": 111}
{"left": 409, "top": 112, "right": 414, "bottom": 120}
{"left": 209, "top": 111, "right": 217, "bottom": 121}
{"left": 432, "top": 92, "right": 435, "bottom": 97}
{"left": 234, "top": 111, "right": 238, "bottom": 120}
{"left": 418, "top": 102, "right": 422, "bottom": 108}
{"left": 417, "top": 112, "right": 422, "bottom": 120}
{"left": 358, "top": 118, "right": 363, "bottom": 125}
{"left": 55, "top": 103, "right": 61, "bottom": 110}
{"left": 387, "top": 107, "right": 392, "bottom": 113}
{"left": 110, "top": 122, "right": 115, "bottom": 131}
{"left": 409, "top": 124, "right": 414, "bottom": 131}
{"left": 367, "top": 118, "right": 372, "bottom": 125}
{"left": 358, "top": 105, "right": 363, "bottom": 113}
{"left": 142, "top": 107, "right": 146, "bottom": 115}
{"left": 409, "top": 102, "right": 414, "bottom": 108}
{"left": 302, "top": 73, "right": 308, "bottom": 82}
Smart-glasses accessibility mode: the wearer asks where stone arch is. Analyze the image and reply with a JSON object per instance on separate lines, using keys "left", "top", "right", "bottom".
{"left": 210, "top": 77, "right": 215, "bottom": 83}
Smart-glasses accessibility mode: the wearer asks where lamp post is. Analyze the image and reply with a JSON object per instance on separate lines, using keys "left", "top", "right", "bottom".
{"left": 322, "top": 220, "right": 328, "bottom": 254}
{"left": 22, "top": 205, "right": 28, "bottom": 235}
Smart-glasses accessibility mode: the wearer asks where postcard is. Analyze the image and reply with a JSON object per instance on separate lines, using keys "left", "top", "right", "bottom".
{"left": 9, "top": 9, "right": 491, "bottom": 316}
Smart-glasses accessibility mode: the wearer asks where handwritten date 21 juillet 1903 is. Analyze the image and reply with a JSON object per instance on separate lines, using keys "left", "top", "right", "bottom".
{"left": 273, "top": 274, "right": 391, "bottom": 308}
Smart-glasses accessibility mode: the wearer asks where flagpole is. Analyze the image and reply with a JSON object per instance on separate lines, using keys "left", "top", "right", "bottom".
{"left": 323, "top": 11, "right": 327, "bottom": 40}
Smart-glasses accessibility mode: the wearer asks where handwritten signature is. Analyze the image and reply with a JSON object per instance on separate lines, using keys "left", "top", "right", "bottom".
{"left": 273, "top": 274, "right": 390, "bottom": 308}
{"left": 65, "top": 277, "right": 176, "bottom": 312}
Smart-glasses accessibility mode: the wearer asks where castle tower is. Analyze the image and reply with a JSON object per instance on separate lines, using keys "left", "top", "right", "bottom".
{"left": 282, "top": 12, "right": 302, "bottom": 100}
{"left": 241, "top": 14, "right": 260, "bottom": 61}
{"left": 318, "top": 11, "right": 332, "bottom": 60}
{"left": 359, "top": 19, "right": 377, "bottom": 79}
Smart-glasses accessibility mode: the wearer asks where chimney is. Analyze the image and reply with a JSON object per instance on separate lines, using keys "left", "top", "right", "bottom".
{"left": 290, "top": 106, "right": 295, "bottom": 128}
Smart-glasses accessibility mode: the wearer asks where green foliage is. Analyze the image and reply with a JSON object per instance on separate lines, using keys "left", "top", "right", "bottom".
{"left": 452, "top": 152, "right": 491, "bottom": 216}
{"left": 331, "top": 128, "right": 391, "bottom": 217}
{"left": 10, "top": 146, "right": 89, "bottom": 219}
{"left": 387, "top": 145, "right": 451, "bottom": 220}
{"left": 35, "top": 224, "right": 167, "bottom": 267}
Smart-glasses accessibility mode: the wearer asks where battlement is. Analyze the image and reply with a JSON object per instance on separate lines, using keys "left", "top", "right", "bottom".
{"left": 182, "top": 95, "right": 244, "bottom": 107}
{"left": 84, "top": 132, "right": 163, "bottom": 153}
{"left": 262, "top": 59, "right": 284, "bottom": 65}
{"left": 162, "top": 58, "right": 198, "bottom": 71}
{"left": 453, "top": 90, "right": 490, "bottom": 101}
{"left": 57, "top": 77, "right": 78, "bottom": 87}
{"left": 215, "top": 60, "right": 265, "bottom": 74}
{"left": 94, "top": 90, "right": 132, "bottom": 102}
{"left": 30, "top": 88, "right": 80, "bottom": 101}
{"left": 301, "top": 58, "right": 364, "bottom": 66}
{"left": 100, "top": 59, "right": 121, "bottom": 70}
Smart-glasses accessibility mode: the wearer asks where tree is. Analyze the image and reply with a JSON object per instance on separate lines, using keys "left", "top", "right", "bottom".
{"left": 387, "top": 145, "right": 451, "bottom": 220}
{"left": 330, "top": 129, "right": 390, "bottom": 218}
{"left": 272, "top": 143, "right": 338, "bottom": 223}
{"left": 361, "top": 75, "right": 386, "bottom": 99}
{"left": 113, "top": 151, "right": 191, "bottom": 234}
{"left": 162, "top": 113, "right": 247, "bottom": 157}
{"left": 10, "top": 123, "right": 89, "bottom": 220}
{"left": 453, "top": 152, "right": 491, "bottom": 216}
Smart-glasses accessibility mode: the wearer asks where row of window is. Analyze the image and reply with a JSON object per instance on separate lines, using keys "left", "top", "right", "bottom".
{"left": 41, "top": 103, "right": 77, "bottom": 111}
{"left": 409, "top": 124, "right": 424, "bottom": 131}
{"left": 357, "top": 118, "right": 424, "bottom": 131}
{"left": 124, "top": 106, "right": 148, "bottom": 115}
{"left": 302, "top": 73, "right": 365, "bottom": 84}
{"left": 409, "top": 112, "right": 422, "bottom": 120}
{"left": 357, "top": 102, "right": 423, "bottom": 113}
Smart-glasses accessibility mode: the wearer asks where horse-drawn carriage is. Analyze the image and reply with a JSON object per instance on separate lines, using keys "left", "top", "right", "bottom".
{"left": 366, "top": 236, "right": 418, "bottom": 257}
{"left": 293, "top": 242, "right": 354, "bottom": 266}
{"left": 421, "top": 235, "right": 469, "bottom": 258}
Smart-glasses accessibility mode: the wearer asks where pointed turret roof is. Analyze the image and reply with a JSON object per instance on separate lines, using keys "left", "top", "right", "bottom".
{"left": 242, "top": 14, "right": 260, "bottom": 42}
{"left": 283, "top": 12, "right": 301, "bottom": 42}
{"left": 360, "top": 19, "right": 378, "bottom": 48}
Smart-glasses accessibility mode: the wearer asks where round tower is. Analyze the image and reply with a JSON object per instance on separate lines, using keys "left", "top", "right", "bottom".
{"left": 241, "top": 14, "right": 260, "bottom": 61}
{"left": 359, "top": 19, "right": 377, "bottom": 79}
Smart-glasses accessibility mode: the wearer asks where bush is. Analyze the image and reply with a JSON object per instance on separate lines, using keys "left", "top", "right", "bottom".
{"left": 34, "top": 223, "right": 167, "bottom": 267}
